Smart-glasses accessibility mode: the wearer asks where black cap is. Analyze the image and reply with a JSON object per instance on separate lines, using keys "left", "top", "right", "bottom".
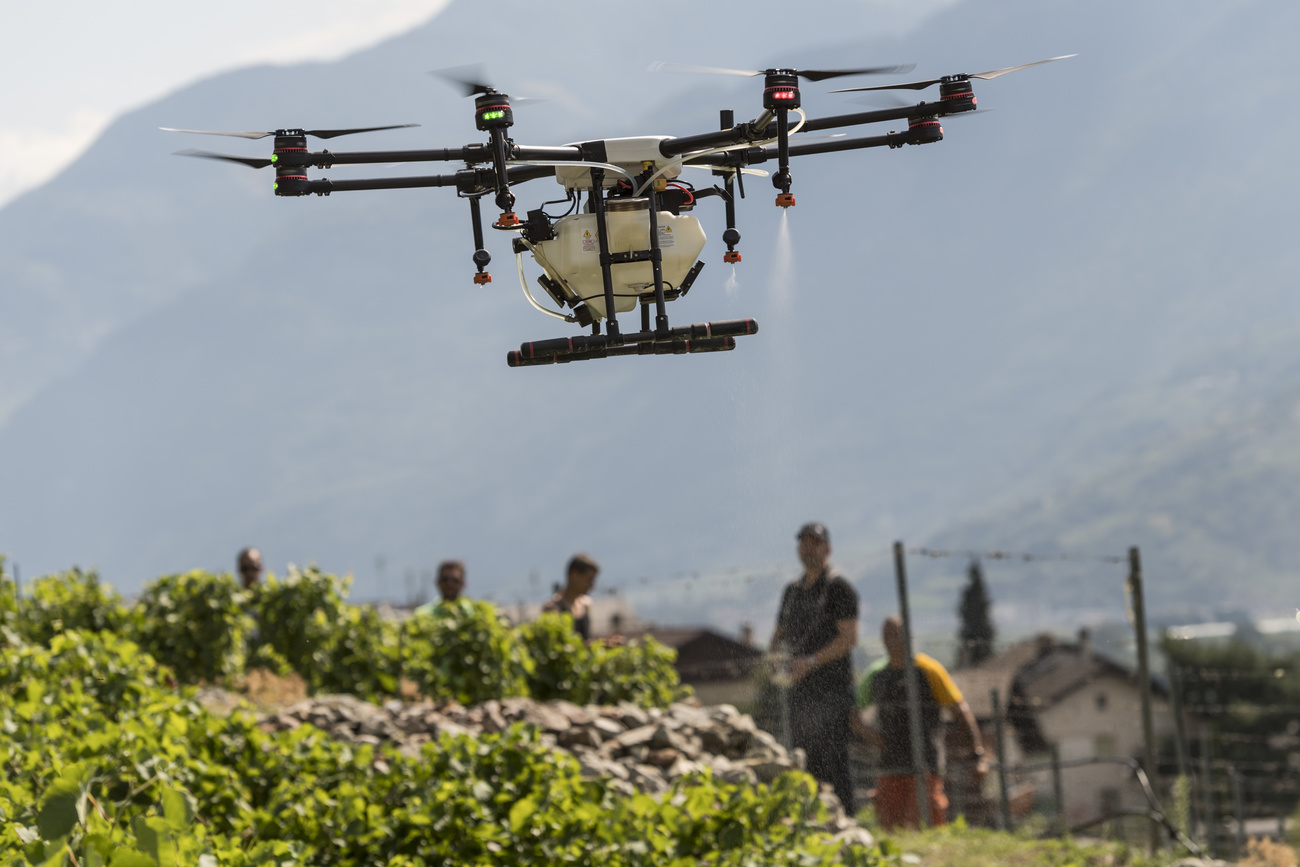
{"left": 797, "top": 522, "right": 830, "bottom": 544}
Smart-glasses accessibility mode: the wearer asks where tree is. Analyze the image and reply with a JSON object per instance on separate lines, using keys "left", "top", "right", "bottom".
{"left": 957, "top": 559, "right": 996, "bottom": 668}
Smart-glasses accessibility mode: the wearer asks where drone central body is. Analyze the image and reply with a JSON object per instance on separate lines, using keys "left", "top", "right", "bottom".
{"left": 166, "top": 56, "right": 1072, "bottom": 368}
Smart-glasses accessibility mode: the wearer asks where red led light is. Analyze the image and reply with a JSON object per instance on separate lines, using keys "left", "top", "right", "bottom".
{"left": 772, "top": 90, "right": 795, "bottom": 100}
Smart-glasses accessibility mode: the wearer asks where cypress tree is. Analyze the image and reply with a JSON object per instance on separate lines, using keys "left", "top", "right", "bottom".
{"left": 957, "top": 559, "right": 996, "bottom": 667}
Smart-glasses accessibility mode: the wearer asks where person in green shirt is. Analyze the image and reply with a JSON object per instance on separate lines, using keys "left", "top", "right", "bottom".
{"left": 415, "top": 560, "right": 474, "bottom": 616}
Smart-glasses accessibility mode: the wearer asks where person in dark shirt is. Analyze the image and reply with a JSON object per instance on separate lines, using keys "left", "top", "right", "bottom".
{"left": 542, "top": 553, "right": 599, "bottom": 641}
{"left": 855, "top": 615, "right": 986, "bottom": 829}
{"left": 771, "top": 522, "right": 860, "bottom": 814}
{"left": 237, "top": 547, "right": 263, "bottom": 590}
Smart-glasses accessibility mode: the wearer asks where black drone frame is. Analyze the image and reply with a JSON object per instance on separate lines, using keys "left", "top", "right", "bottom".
{"left": 167, "top": 57, "right": 1072, "bottom": 367}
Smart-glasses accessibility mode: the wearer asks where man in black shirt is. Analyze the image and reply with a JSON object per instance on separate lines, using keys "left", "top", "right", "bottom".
{"left": 771, "top": 522, "right": 860, "bottom": 813}
{"left": 542, "top": 553, "right": 599, "bottom": 641}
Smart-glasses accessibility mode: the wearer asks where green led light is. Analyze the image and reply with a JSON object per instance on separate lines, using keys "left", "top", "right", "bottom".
{"left": 271, "top": 154, "right": 278, "bottom": 163}
{"left": 481, "top": 110, "right": 506, "bottom": 121}
{"left": 273, "top": 183, "right": 279, "bottom": 190}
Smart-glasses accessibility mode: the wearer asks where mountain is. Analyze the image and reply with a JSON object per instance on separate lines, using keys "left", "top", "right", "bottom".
{"left": 901, "top": 325, "right": 1300, "bottom": 626}
{"left": 2, "top": 0, "right": 1298, "bottom": 632}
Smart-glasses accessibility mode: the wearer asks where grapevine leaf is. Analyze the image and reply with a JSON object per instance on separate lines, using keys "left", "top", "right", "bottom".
{"left": 108, "top": 850, "right": 160, "bottom": 867}
{"left": 36, "top": 779, "right": 80, "bottom": 840}
{"left": 508, "top": 796, "right": 537, "bottom": 832}
{"left": 160, "top": 786, "right": 193, "bottom": 832}
{"left": 132, "top": 814, "right": 177, "bottom": 867}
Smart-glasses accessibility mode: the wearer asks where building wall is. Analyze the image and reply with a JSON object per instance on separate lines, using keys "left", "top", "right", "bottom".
{"left": 1033, "top": 675, "right": 1173, "bottom": 824}
{"left": 688, "top": 678, "right": 760, "bottom": 709}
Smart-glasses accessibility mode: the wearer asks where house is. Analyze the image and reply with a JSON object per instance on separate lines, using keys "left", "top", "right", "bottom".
{"left": 948, "top": 630, "right": 1176, "bottom": 828}
{"left": 638, "top": 627, "right": 764, "bottom": 707}
{"left": 507, "top": 597, "right": 764, "bottom": 707}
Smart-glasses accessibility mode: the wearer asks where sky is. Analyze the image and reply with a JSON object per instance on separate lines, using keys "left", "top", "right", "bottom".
{"left": 0, "top": 0, "right": 959, "bottom": 211}
{"left": 0, "top": 0, "right": 452, "bottom": 210}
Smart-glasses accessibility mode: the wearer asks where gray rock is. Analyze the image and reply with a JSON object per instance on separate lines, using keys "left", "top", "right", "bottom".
{"left": 550, "top": 700, "right": 594, "bottom": 726}
{"left": 521, "top": 703, "right": 571, "bottom": 733}
{"left": 253, "top": 695, "right": 839, "bottom": 832}
{"left": 558, "top": 726, "right": 602, "bottom": 750}
{"left": 577, "top": 753, "right": 630, "bottom": 782}
{"left": 615, "top": 702, "right": 650, "bottom": 729}
{"left": 648, "top": 725, "right": 688, "bottom": 751}
{"left": 718, "top": 766, "right": 758, "bottom": 785}
{"left": 480, "top": 701, "right": 508, "bottom": 733}
{"left": 591, "top": 717, "right": 624, "bottom": 737}
{"left": 666, "top": 756, "right": 701, "bottom": 780}
{"left": 629, "top": 763, "right": 669, "bottom": 794}
{"left": 612, "top": 724, "right": 658, "bottom": 750}
{"left": 736, "top": 758, "right": 791, "bottom": 784}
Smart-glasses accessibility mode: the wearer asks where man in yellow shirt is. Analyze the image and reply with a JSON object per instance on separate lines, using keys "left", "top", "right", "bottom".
{"left": 855, "top": 616, "right": 986, "bottom": 829}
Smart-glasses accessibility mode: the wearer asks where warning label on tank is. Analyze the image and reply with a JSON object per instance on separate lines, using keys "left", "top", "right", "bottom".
{"left": 658, "top": 225, "right": 676, "bottom": 248}
{"left": 581, "top": 229, "right": 599, "bottom": 253}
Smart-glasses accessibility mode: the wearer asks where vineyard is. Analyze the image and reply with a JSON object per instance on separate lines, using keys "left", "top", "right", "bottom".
{"left": 0, "top": 562, "right": 881, "bottom": 866}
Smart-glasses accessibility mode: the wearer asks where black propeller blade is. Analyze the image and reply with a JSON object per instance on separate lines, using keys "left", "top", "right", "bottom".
{"left": 831, "top": 54, "right": 1076, "bottom": 93}
{"left": 160, "top": 124, "right": 419, "bottom": 140}
{"left": 648, "top": 61, "right": 916, "bottom": 80}
{"left": 430, "top": 66, "right": 544, "bottom": 104}
{"left": 173, "top": 149, "right": 272, "bottom": 169}
{"left": 433, "top": 64, "right": 498, "bottom": 97}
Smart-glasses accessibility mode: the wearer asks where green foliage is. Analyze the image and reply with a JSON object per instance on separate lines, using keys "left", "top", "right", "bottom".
{"left": 403, "top": 600, "right": 528, "bottom": 705}
{"left": 0, "top": 637, "right": 875, "bottom": 867}
{"left": 875, "top": 821, "right": 1184, "bottom": 867}
{"left": 1169, "top": 774, "right": 1192, "bottom": 842}
{"left": 0, "top": 557, "right": 16, "bottom": 632}
{"left": 132, "top": 570, "right": 249, "bottom": 685}
{"left": 18, "top": 568, "right": 130, "bottom": 646}
{"left": 516, "top": 612, "right": 595, "bottom": 703}
{"left": 8, "top": 560, "right": 690, "bottom": 710}
{"left": 515, "top": 613, "right": 689, "bottom": 707}
{"left": 590, "top": 634, "right": 690, "bottom": 707}
{"left": 312, "top": 602, "right": 400, "bottom": 700}
{"left": 250, "top": 564, "right": 347, "bottom": 672}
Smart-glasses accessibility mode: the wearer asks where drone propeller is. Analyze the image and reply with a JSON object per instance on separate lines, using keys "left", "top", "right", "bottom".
{"left": 433, "top": 64, "right": 500, "bottom": 97}
{"left": 430, "top": 66, "right": 544, "bottom": 105}
{"left": 831, "top": 54, "right": 1076, "bottom": 93}
{"left": 160, "top": 124, "right": 419, "bottom": 140}
{"left": 648, "top": 61, "right": 915, "bottom": 81}
{"left": 174, "top": 148, "right": 272, "bottom": 169}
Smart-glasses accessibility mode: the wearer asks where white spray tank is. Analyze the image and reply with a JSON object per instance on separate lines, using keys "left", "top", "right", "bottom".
{"left": 531, "top": 197, "right": 706, "bottom": 321}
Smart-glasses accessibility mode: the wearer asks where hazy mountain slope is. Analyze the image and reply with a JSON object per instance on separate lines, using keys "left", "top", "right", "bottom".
{"left": 904, "top": 326, "right": 1300, "bottom": 622}
{"left": 3, "top": 0, "right": 1299, "bottom": 624}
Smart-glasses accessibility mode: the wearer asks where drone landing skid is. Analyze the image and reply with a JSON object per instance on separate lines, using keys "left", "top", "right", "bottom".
{"left": 507, "top": 318, "right": 758, "bottom": 367}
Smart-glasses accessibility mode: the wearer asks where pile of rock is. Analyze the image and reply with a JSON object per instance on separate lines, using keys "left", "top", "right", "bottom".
{"left": 257, "top": 694, "right": 867, "bottom": 842}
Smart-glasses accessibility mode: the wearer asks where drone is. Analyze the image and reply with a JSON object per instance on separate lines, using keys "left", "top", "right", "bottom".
{"left": 165, "top": 56, "right": 1072, "bottom": 368}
